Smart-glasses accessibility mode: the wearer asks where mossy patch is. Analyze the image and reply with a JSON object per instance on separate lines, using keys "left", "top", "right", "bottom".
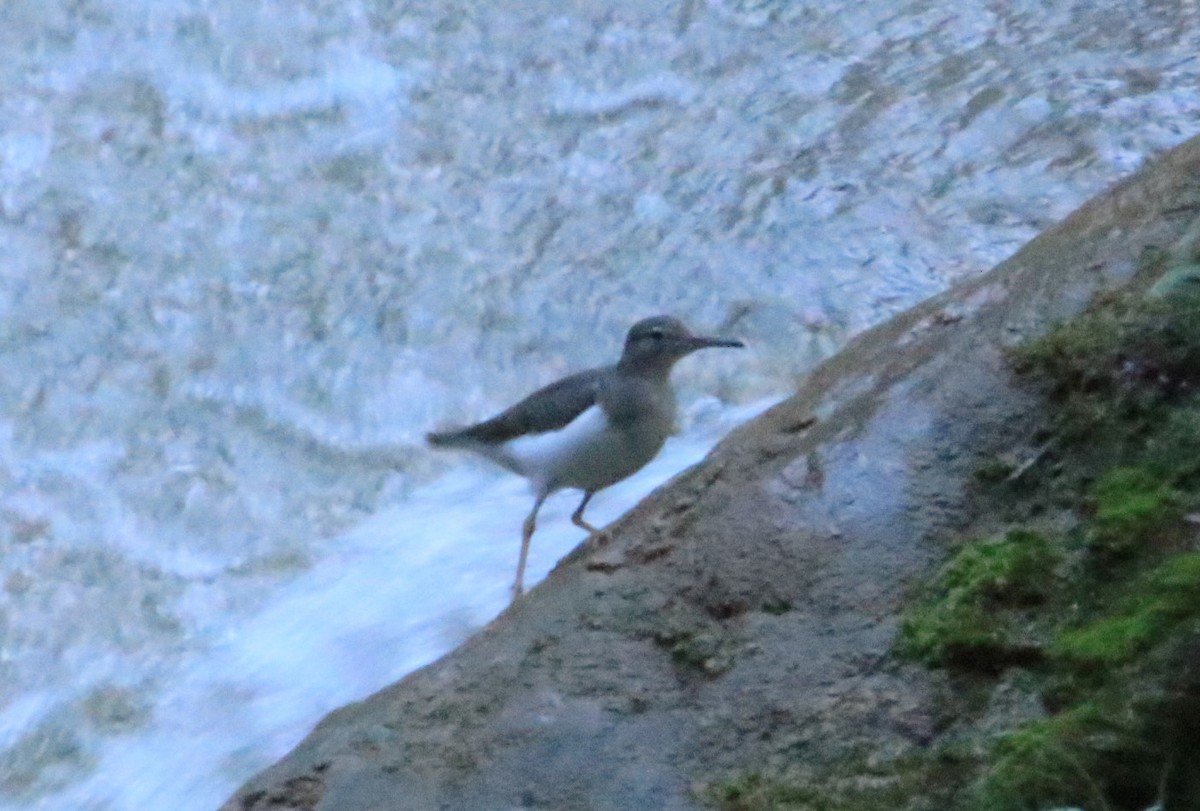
{"left": 706, "top": 749, "right": 973, "bottom": 811}
{"left": 1008, "top": 285, "right": 1200, "bottom": 411}
{"left": 972, "top": 700, "right": 1159, "bottom": 811}
{"left": 1005, "top": 285, "right": 1200, "bottom": 490}
{"left": 1140, "top": 405, "right": 1200, "bottom": 489}
{"left": 957, "top": 283, "right": 1200, "bottom": 810}
{"left": 1086, "top": 466, "right": 1183, "bottom": 555}
{"left": 897, "top": 530, "right": 1056, "bottom": 670}
{"left": 701, "top": 282, "right": 1200, "bottom": 811}
{"left": 1052, "top": 552, "right": 1200, "bottom": 667}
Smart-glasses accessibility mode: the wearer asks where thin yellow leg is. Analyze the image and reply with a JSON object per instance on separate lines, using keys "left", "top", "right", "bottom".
{"left": 513, "top": 490, "right": 549, "bottom": 602}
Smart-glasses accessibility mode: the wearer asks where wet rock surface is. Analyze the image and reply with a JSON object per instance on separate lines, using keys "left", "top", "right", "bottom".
{"left": 222, "top": 134, "right": 1200, "bottom": 811}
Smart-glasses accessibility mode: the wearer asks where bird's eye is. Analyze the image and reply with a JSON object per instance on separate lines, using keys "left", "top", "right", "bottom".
{"left": 648, "top": 328, "right": 664, "bottom": 340}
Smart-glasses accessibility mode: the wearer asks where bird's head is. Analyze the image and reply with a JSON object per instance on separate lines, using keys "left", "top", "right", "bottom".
{"left": 618, "top": 315, "right": 743, "bottom": 375}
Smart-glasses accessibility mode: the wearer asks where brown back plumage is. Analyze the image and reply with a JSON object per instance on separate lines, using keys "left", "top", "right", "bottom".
{"left": 425, "top": 369, "right": 603, "bottom": 447}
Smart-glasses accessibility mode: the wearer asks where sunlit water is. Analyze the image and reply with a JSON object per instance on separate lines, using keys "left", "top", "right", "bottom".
{"left": 2, "top": 1, "right": 1199, "bottom": 809}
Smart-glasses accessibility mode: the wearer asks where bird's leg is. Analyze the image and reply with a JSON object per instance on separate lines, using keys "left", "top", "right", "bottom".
{"left": 513, "top": 490, "right": 549, "bottom": 602}
{"left": 571, "top": 491, "right": 600, "bottom": 535}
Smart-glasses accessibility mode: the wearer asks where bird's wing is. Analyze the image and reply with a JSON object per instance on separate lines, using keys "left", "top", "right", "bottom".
{"left": 426, "top": 368, "right": 603, "bottom": 446}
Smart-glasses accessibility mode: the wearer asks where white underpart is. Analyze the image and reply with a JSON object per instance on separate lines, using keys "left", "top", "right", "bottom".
{"left": 497, "top": 404, "right": 663, "bottom": 494}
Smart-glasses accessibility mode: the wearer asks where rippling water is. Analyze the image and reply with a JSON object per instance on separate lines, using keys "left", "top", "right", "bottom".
{"left": 1, "top": 1, "right": 1198, "bottom": 808}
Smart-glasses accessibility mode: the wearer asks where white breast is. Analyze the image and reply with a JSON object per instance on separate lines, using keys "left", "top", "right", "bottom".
{"left": 499, "top": 404, "right": 667, "bottom": 493}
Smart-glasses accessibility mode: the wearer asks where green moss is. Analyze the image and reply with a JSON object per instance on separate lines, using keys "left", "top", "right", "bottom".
{"left": 938, "top": 530, "right": 1057, "bottom": 600}
{"left": 1053, "top": 552, "right": 1200, "bottom": 667}
{"left": 1087, "top": 466, "right": 1182, "bottom": 554}
{"left": 1152, "top": 550, "right": 1200, "bottom": 590}
{"left": 1052, "top": 613, "right": 1160, "bottom": 667}
{"left": 1141, "top": 406, "right": 1200, "bottom": 488}
{"left": 708, "top": 773, "right": 912, "bottom": 811}
{"left": 900, "top": 600, "right": 1001, "bottom": 666}
{"left": 898, "top": 531, "right": 1057, "bottom": 669}
{"left": 972, "top": 703, "right": 1117, "bottom": 811}
{"left": 1009, "top": 286, "right": 1200, "bottom": 406}
{"left": 920, "top": 284, "right": 1200, "bottom": 808}
{"left": 707, "top": 750, "right": 973, "bottom": 811}
{"left": 708, "top": 773, "right": 823, "bottom": 811}
{"left": 707, "top": 283, "right": 1200, "bottom": 811}
{"left": 969, "top": 688, "right": 1177, "bottom": 811}
{"left": 1005, "top": 287, "right": 1200, "bottom": 496}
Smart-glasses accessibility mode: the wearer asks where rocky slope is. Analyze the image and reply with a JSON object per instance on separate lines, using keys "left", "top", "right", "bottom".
{"left": 223, "top": 136, "right": 1200, "bottom": 811}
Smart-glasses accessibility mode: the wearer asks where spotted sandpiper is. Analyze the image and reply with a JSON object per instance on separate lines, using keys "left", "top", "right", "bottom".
{"left": 427, "top": 315, "right": 744, "bottom": 601}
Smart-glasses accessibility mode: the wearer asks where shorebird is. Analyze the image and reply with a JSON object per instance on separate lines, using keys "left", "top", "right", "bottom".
{"left": 427, "top": 315, "right": 743, "bottom": 601}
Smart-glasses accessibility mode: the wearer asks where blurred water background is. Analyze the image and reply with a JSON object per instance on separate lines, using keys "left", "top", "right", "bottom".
{"left": 1, "top": 1, "right": 1198, "bottom": 808}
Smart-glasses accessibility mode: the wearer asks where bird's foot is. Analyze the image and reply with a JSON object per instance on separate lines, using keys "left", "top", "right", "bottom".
{"left": 574, "top": 518, "right": 611, "bottom": 547}
{"left": 585, "top": 527, "right": 612, "bottom": 548}
{"left": 571, "top": 517, "right": 601, "bottom": 535}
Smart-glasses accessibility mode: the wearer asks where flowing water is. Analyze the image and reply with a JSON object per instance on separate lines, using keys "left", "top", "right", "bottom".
{"left": 1, "top": 1, "right": 1199, "bottom": 808}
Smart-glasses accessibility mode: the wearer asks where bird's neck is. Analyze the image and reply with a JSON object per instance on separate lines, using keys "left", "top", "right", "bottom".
{"left": 616, "top": 355, "right": 677, "bottom": 382}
